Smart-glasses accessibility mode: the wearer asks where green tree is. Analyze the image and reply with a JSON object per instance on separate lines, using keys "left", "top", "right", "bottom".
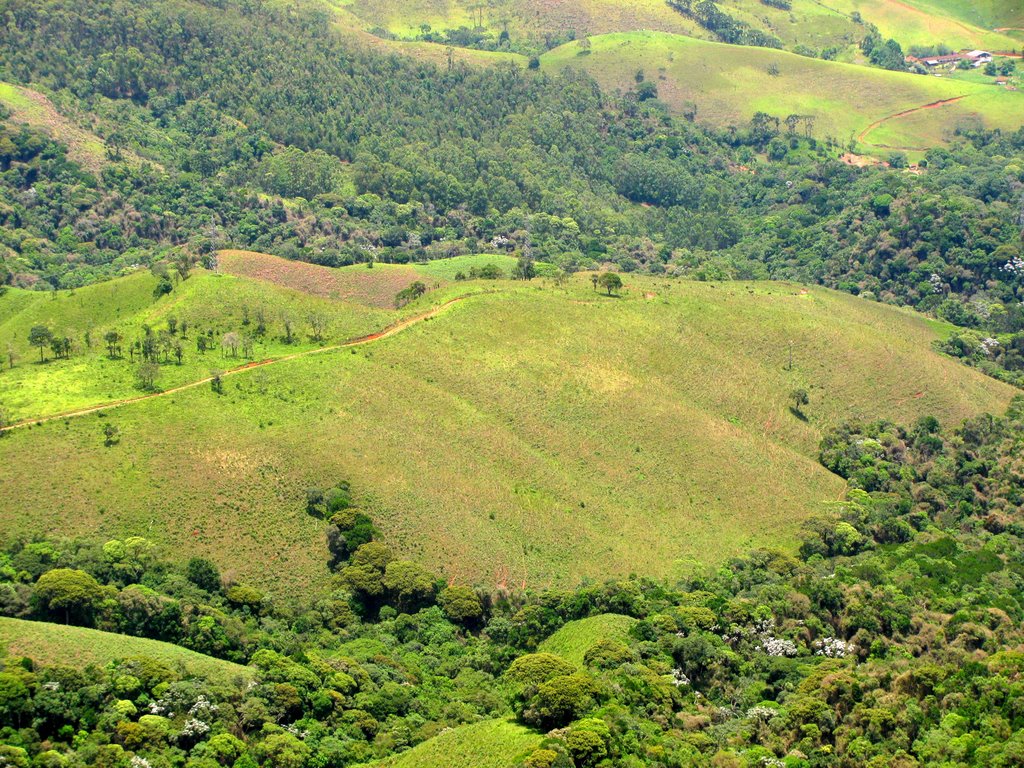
{"left": 438, "top": 585, "right": 484, "bottom": 626}
{"left": 598, "top": 272, "right": 623, "bottom": 295}
{"left": 186, "top": 557, "right": 222, "bottom": 593}
{"left": 136, "top": 361, "right": 160, "bottom": 390}
{"left": 28, "top": 325, "right": 53, "bottom": 362}
{"left": 34, "top": 568, "right": 105, "bottom": 624}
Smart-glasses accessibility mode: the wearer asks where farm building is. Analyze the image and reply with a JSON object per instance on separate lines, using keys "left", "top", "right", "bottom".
{"left": 909, "top": 50, "right": 992, "bottom": 68}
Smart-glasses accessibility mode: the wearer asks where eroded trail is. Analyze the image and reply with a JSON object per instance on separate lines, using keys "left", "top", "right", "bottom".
{"left": 5, "top": 293, "right": 475, "bottom": 431}
{"left": 858, "top": 96, "right": 969, "bottom": 149}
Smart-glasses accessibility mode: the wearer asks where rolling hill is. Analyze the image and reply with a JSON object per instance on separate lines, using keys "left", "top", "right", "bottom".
{"left": 540, "top": 31, "right": 1024, "bottom": 151}
{"left": 0, "top": 617, "right": 254, "bottom": 684}
{"left": 0, "top": 266, "right": 1013, "bottom": 593}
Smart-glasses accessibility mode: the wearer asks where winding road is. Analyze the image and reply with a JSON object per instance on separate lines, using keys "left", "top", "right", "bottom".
{"left": 5, "top": 293, "right": 475, "bottom": 432}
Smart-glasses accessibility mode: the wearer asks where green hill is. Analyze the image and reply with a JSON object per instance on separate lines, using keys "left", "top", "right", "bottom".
{"left": 540, "top": 31, "right": 1024, "bottom": 151}
{"left": 0, "top": 617, "right": 253, "bottom": 684}
{"left": 538, "top": 614, "right": 638, "bottom": 666}
{"left": 0, "top": 269, "right": 396, "bottom": 422}
{"left": 0, "top": 271, "right": 1013, "bottom": 593}
{"left": 827, "top": 0, "right": 1024, "bottom": 50}
{"left": 368, "top": 719, "right": 542, "bottom": 768}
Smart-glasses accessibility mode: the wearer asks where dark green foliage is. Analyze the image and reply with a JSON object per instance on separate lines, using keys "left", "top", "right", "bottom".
{"left": 186, "top": 558, "right": 221, "bottom": 594}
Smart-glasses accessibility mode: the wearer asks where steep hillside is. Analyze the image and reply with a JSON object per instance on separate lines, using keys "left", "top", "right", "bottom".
{"left": 0, "top": 273, "right": 1013, "bottom": 593}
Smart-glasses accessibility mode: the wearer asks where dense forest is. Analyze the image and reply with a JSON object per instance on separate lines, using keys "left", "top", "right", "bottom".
{"left": 2, "top": 399, "right": 1024, "bottom": 767}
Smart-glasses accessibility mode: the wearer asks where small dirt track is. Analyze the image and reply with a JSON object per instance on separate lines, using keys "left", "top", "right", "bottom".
{"left": 5, "top": 294, "right": 475, "bottom": 431}
{"left": 858, "top": 96, "right": 969, "bottom": 149}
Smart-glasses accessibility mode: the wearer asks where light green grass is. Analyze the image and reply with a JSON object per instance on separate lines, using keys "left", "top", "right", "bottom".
{"left": 827, "top": 0, "right": 1023, "bottom": 50}
{"left": 0, "top": 275, "right": 1013, "bottom": 594}
{"left": 410, "top": 254, "right": 556, "bottom": 281}
{"left": 0, "top": 270, "right": 392, "bottom": 421}
{"left": 540, "top": 31, "right": 1024, "bottom": 150}
{"left": 0, "top": 617, "right": 254, "bottom": 684}
{"left": 343, "top": 0, "right": 704, "bottom": 41}
{"left": 368, "top": 719, "right": 542, "bottom": 768}
{"left": 538, "top": 614, "right": 638, "bottom": 666}
{"left": 412, "top": 254, "right": 519, "bottom": 281}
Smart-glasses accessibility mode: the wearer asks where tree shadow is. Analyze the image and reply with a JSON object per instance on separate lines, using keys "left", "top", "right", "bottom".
{"left": 789, "top": 406, "right": 808, "bottom": 422}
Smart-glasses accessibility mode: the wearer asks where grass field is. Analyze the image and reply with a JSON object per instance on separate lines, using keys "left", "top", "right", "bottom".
{"left": 0, "top": 617, "right": 254, "bottom": 684}
{"left": 0, "top": 270, "right": 1013, "bottom": 594}
{"left": 0, "top": 269, "right": 397, "bottom": 422}
{"left": 538, "top": 614, "right": 638, "bottom": 665}
{"left": 367, "top": 719, "right": 542, "bottom": 768}
{"left": 540, "top": 31, "right": 1024, "bottom": 151}
{"left": 342, "top": 0, "right": 704, "bottom": 41}
{"left": 827, "top": 0, "right": 1022, "bottom": 51}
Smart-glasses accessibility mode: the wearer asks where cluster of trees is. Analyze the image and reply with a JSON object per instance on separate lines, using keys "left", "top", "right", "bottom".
{"left": 859, "top": 32, "right": 907, "bottom": 71}
{"left": 4, "top": 398, "right": 1024, "bottom": 766}
{"left": 667, "top": 0, "right": 783, "bottom": 48}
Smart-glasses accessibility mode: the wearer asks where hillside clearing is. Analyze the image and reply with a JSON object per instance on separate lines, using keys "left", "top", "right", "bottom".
{"left": 218, "top": 250, "right": 431, "bottom": 308}
{"left": 0, "top": 617, "right": 254, "bottom": 684}
{"left": 539, "top": 614, "right": 639, "bottom": 666}
{"left": 540, "top": 31, "right": 1024, "bottom": 150}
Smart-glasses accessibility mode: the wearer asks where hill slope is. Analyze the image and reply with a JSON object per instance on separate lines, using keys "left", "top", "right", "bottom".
{"left": 0, "top": 270, "right": 394, "bottom": 422}
{"left": 538, "top": 614, "right": 638, "bottom": 666}
{"left": 0, "top": 273, "right": 1013, "bottom": 593}
{"left": 0, "top": 617, "right": 254, "bottom": 684}
{"left": 541, "top": 31, "right": 1024, "bottom": 150}
{"left": 369, "top": 719, "right": 542, "bottom": 768}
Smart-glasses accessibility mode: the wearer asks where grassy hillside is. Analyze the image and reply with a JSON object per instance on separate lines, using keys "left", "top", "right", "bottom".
{"left": 0, "top": 617, "right": 253, "bottom": 684}
{"left": 541, "top": 31, "right": 1024, "bottom": 150}
{"left": 0, "top": 269, "right": 395, "bottom": 422}
{"left": 0, "top": 272, "right": 1013, "bottom": 593}
{"left": 828, "top": 0, "right": 1024, "bottom": 50}
{"left": 538, "top": 614, "right": 638, "bottom": 665}
{"left": 342, "top": 0, "right": 703, "bottom": 41}
{"left": 368, "top": 719, "right": 542, "bottom": 768}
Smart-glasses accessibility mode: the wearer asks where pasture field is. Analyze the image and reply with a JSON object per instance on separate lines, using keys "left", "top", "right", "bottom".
{"left": 0, "top": 271, "right": 1013, "bottom": 594}
{"left": 0, "top": 617, "right": 254, "bottom": 684}
{"left": 538, "top": 614, "right": 638, "bottom": 666}
{"left": 342, "top": 0, "right": 703, "bottom": 41}
{"left": 367, "top": 719, "right": 542, "bottom": 768}
{"left": 827, "top": 0, "right": 1022, "bottom": 51}
{"left": 0, "top": 269, "right": 395, "bottom": 422}
{"left": 540, "top": 31, "right": 1024, "bottom": 150}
